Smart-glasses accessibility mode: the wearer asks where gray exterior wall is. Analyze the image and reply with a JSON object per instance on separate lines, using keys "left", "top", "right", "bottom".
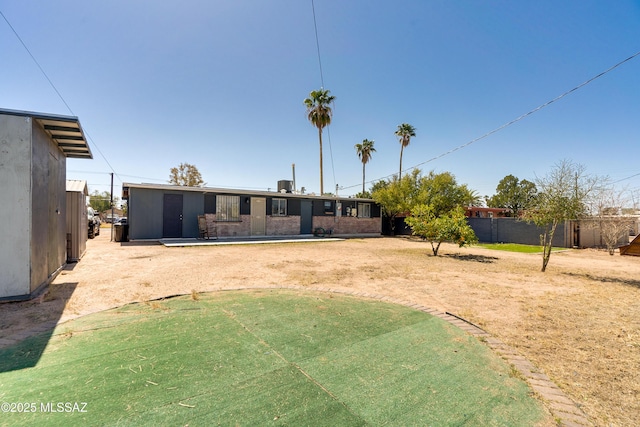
{"left": 128, "top": 188, "right": 205, "bottom": 240}
{"left": 128, "top": 187, "right": 164, "bottom": 239}
{"left": 0, "top": 114, "right": 31, "bottom": 298}
{"left": 467, "top": 217, "right": 631, "bottom": 249}
{"left": 31, "top": 119, "right": 67, "bottom": 293}
{"left": 467, "top": 217, "right": 568, "bottom": 247}
{"left": 0, "top": 114, "right": 67, "bottom": 299}
{"left": 66, "top": 185, "right": 88, "bottom": 262}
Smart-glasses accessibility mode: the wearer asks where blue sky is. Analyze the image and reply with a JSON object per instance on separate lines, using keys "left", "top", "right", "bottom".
{"left": 1, "top": 1, "right": 639, "bottom": 203}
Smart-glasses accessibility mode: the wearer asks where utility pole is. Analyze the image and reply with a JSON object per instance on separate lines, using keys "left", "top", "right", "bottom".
{"left": 110, "top": 173, "right": 114, "bottom": 242}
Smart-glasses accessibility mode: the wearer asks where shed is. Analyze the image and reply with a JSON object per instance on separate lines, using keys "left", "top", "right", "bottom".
{"left": 122, "top": 182, "right": 382, "bottom": 240}
{"left": 620, "top": 234, "right": 640, "bottom": 256}
{"left": 66, "top": 180, "right": 89, "bottom": 262}
{"left": 0, "top": 108, "right": 92, "bottom": 301}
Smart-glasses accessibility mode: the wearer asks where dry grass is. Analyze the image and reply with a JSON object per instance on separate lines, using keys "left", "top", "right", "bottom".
{"left": 1, "top": 234, "right": 639, "bottom": 426}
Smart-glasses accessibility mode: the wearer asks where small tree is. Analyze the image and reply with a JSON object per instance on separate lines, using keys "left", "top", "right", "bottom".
{"left": 523, "top": 160, "right": 600, "bottom": 272}
{"left": 589, "top": 185, "right": 635, "bottom": 255}
{"left": 405, "top": 205, "right": 477, "bottom": 256}
{"left": 371, "top": 170, "right": 421, "bottom": 235}
{"left": 372, "top": 169, "right": 479, "bottom": 236}
{"left": 169, "top": 163, "right": 205, "bottom": 187}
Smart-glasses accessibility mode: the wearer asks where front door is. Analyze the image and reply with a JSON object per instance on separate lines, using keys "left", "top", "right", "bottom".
{"left": 250, "top": 197, "right": 266, "bottom": 236}
{"left": 163, "top": 194, "right": 183, "bottom": 238}
{"left": 300, "top": 200, "right": 312, "bottom": 234}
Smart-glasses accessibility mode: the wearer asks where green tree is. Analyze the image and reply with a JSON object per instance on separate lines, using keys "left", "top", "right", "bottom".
{"left": 89, "top": 190, "right": 116, "bottom": 213}
{"left": 355, "top": 139, "right": 376, "bottom": 195}
{"left": 371, "top": 170, "right": 422, "bottom": 235}
{"left": 486, "top": 174, "right": 537, "bottom": 216}
{"left": 169, "top": 163, "right": 205, "bottom": 187}
{"left": 523, "top": 160, "right": 600, "bottom": 272}
{"left": 304, "top": 88, "right": 335, "bottom": 195}
{"left": 417, "top": 171, "right": 477, "bottom": 215}
{"left": 372, "top": 169, "right": 477, "bottom": 236}
{"left": 395, "top": 123, "right": 416, "bottom": 178}
{"left": 405, "top": 205, "right": 477, "bottom": 256}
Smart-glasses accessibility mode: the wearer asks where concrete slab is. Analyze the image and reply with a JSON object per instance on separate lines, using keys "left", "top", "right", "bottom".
{"left": 159, "top": 235, "right": 345, "bottom": 247}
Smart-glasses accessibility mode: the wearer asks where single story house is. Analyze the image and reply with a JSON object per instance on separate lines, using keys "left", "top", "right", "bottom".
{"left": 122, "top": 182, "right": 382, "bottom": 240}
{"left": 0, "top": 108, "right": 91, "bottom": 301}
{"left": 101, "top": 207, "right": 125, "bottom": 223}
{"left": 465, "top": 206, "right": 509, "bottom": 218}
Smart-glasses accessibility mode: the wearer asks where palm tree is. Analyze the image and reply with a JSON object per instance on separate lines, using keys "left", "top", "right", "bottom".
{"left": 355, "top": 139, "right": 376, "bottom": 195}
{"left": 395, "top": 123, "right": 416, "bottom": 179}
{"left": 304, "top": 89, "right": 335, "bottom": 195}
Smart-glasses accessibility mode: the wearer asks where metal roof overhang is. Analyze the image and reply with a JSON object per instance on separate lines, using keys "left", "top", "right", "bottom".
{"left": 0, "top": 108, "right": 92, "bottom": 159}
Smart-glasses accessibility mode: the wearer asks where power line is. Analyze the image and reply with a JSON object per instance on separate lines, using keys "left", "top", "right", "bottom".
{"left": 1, "top": 9, "right": 122, "bottom": 184}
{"left": 342, "top": 49, "right": 640, "bottom": 191}
{"left": 310, "top": 0, "right": 336, "bottom": 191}
{"left": 612, "top": 171, "right": 640, "bottom": 184}
{"left": 1, "top": 10, "right": 74, "bottom": 115}
{"left": 311, "top": 0, "right": 325, "bottom": 88}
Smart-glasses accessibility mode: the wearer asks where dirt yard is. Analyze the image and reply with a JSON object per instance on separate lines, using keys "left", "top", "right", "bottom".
{"left": 2, "top": 231, "right": 639, "bottom": 426}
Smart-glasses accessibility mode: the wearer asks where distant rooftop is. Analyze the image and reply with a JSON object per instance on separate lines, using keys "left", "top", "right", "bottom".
{"left": 66, "top": 179, "right": 88, "bottom": 193}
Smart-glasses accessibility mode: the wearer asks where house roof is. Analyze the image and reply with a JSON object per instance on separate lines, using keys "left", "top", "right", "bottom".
{"left": 0, "top": 108, "right": 92, "bottom": 159}
{"left": 122, "top": 182, "right": 375, "bottom": 202}
{"left": 66, "top": 179, "right": 88, "bottom": 194}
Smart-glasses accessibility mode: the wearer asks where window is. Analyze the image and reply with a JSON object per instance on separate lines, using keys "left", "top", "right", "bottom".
{"left": 216, "top": 195, "right": 240, "bottom": 221}
{"left": 358, "top": 203, "right": 371, "bottom": 218}
{"left": 272, "top": 199, "right": 287, "bottom": 216}
{"left": 324, "top": 201, "right": 333, "bottom": 215}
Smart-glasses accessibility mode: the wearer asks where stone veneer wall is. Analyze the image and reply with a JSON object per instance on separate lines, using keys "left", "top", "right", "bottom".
{"left": 205, "top": 214, "right": 380, "bottom": 237}
{"left": 204, "top": 214, "right": 251, "bottom": 237}
{"left": 313, "top": 216, "right": 380, "bottom": 235}
{"left": 266, "top": 216, "right": 300, "bottom": 235}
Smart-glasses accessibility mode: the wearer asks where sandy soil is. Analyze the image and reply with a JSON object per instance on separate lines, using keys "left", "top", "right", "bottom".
{"left": 2, "top": 230, "right": 639, "bottom": 426}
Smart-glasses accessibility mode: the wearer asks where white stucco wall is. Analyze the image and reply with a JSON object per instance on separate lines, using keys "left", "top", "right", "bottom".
{"left": 0, "top": 115, "right": 32, "bottom": 298}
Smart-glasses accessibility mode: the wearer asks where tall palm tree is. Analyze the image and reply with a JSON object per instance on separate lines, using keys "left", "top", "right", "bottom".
{"left": 304, "top": 89, "right": 335, "bottom": 195}
{"left": 355, "top": 139, "right": 376, "bottom": 195}
{"left": 395, "top": 123, "right": 416, "bottom": 179}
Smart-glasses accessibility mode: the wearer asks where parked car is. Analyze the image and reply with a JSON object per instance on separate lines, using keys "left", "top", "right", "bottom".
{"left": 88, "top": 207, "right": 100, "bottom": 239}
{"left": 115, "top": 217, "right": 127, "bottom": 225}
{"left": 104, "top": 215, "right": 119, "bottom": 223}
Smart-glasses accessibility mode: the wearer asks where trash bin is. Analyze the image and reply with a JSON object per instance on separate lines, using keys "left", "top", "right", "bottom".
{"left": 113, "top": 224, "right": 129, "bottom": 242}
{"left": 114, "top": 223, "right": 129, "bottom": 242}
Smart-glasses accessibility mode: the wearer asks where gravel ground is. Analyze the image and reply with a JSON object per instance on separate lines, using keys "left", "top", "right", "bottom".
{"left": 1, "top": 230, "right": 639, "bottom": 426}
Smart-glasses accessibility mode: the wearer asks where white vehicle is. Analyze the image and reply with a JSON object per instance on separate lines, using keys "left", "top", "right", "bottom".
{"left": 88, "top": 207, "right": 100, "bottom": 238}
